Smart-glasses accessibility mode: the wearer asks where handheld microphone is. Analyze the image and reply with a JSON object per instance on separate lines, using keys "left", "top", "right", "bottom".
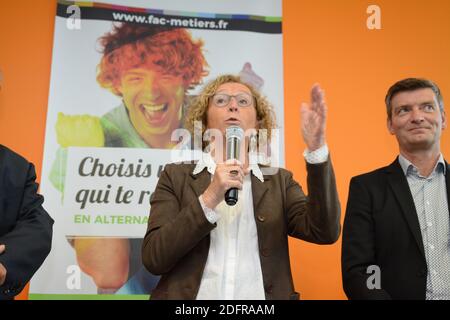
{"left": 225, "top": 126, "right": 244, "bottom": 206}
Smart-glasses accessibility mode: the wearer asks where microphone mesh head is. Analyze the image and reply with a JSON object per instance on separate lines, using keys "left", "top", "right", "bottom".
{"left": 226, "top": 126, "right": 244, "bottom": 141}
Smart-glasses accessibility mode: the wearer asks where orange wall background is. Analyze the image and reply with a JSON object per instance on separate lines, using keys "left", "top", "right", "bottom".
{"left": 1, "top": 0, "right": 449, "bottom": 300}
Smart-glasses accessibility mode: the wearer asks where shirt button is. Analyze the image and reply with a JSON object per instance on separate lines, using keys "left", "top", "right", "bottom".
{"left": 427, "top": 221, "right": 433, "bottom": 227}
{"left": 257, "top": 215, "right": 266, "bottom": 222}
{"left": 426, "top": 201, "right": 430, "bottom": 206}
{"left": 261, "top": 248, "right": 270, "bottom": 257}
{"left": 429, "top": 244, "right": 435, "bottom": 250}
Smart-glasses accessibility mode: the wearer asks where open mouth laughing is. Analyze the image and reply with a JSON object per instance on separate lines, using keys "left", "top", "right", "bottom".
{"left": 140, "top": 103, "right": 169, "bottom": 125}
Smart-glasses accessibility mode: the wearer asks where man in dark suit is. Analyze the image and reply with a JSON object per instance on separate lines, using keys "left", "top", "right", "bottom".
{"left": 0, "top": 145, "right": 54, "bottom": 299}
{"left": 342, "top": 78, "right": 449, "bottom": 300}
{"left": 142, "top": 74, "right": 341, "bottom": 299}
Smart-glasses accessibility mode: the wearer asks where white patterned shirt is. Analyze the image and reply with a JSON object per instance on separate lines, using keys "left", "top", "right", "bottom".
{"left": 399, "top": 154, "right": 450, "bottom": 300}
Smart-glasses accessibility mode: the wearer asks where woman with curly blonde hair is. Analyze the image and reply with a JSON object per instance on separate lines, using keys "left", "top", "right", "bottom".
{"left": 143, "top": 75, "right": 341, "bottom": 300}
{"left": 184, "top": 74, "right": 277, "bottom": 148}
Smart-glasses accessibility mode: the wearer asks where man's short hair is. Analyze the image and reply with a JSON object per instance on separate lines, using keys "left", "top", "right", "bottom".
{"left": 385, "top": 78, "right": 444, "bottom": 119}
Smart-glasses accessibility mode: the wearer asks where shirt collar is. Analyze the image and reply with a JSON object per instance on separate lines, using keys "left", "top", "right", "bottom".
{"left": 192, "top": 152, "right": 264, "bottom": 182}
{"left": 398, "top": 153, "right": 446, "bottom": 177}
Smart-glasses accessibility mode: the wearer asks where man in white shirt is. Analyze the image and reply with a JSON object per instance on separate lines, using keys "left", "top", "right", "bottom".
{"left": 342, "top": 78, "right": 450, "bottom": 299}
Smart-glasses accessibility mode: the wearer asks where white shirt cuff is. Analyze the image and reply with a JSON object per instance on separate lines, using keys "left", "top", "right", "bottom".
{"left": 303, "top": 144, "right": 329, "bottom": 164}
{"left": 199, "top": 195, "right": 220, "bottom": 224}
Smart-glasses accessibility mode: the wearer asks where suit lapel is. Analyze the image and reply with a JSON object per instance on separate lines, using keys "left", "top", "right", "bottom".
{"left": 386, "top": 158, "right": 425, "bottom": 257}
{"left": 251, "top": 173, "right": 269, "bottom": 213}
{"left": 189, "top": 164, "right": 271, "bottom": 207}
{"left": 445, "top": 161, "right": 450, "bottom": 217}
{"left": 189, "top": 168, "right": 211, "bottom": 198}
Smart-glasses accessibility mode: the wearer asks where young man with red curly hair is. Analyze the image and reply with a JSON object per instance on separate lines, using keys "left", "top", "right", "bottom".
{"left": 95, "top": 25, "right": 208, "bottom": 149}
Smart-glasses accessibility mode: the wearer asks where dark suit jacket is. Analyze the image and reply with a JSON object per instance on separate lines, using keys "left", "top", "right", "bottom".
{"left": 0, "top": 145, "right": 53, "bottom": 299}
{"left": 342, "top": 158, "right": 450, "bottom": 300}
{"left": 142, "top": 159, "right": 341, "bottom": 300}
